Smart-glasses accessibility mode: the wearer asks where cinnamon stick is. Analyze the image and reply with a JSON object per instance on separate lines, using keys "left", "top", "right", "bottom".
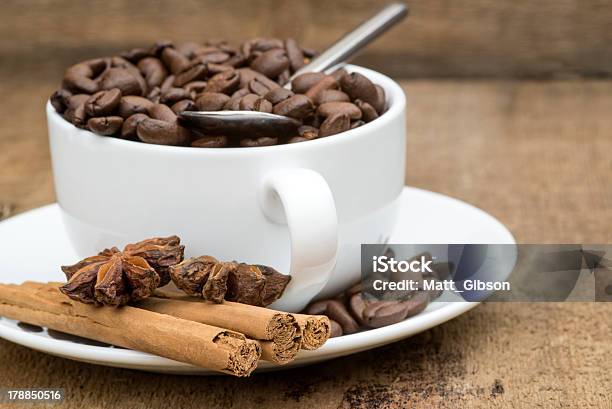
{"left": 0, "top": 282, "right": 261, "bottom": 376}
{"left": 148, "top": 289, "right": 302, "bottom": 364}
{"left": 154, "top": 288, "right": 330, "bottom": 351}
{"left": 294, "top": 314, "right": 332, "bottom": 350}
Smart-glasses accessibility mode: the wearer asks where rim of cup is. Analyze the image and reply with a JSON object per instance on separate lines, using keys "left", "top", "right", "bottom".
{"left": 47, "top": 64, "right": 406, "bottom": 155}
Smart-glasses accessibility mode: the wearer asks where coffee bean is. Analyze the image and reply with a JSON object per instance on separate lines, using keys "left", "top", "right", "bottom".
{"left": 355, "top": 99, "right": 378, "bottom": 122}
{"left": 205, "top": 63, "right": 232, "bottom": 76}
{"left": 195, "top": 92, "right": 230, "bottom": 111}
{"left": 219, "top": 43, "right": 239, "bottom": 56}
{"left": 191, "top": 135, "right": 229, "bottom": 148}
{"left": 298, "top": 125, "right": 319, "bottom": 140}
{"left": 62, "top": 58, "right": 107, "bottom": 94}
{"left": 84, "top": 88, "right": 122, "bottom": 117}
{"left": 193, "top": 51, "right": 230, "bottom": 65}
{"left": 272, "top": 95, "right": 313, "bottom": 119}
{"left": 319, "top": 112, "right": 350, "bottom": 137}
{"left": 349, "top": 293, "right": 367, "bottom": 325}
{"left": 66, "top": 93, "right": 91, "bottom": 109}
{"left": 149, "top": 40, "right": 173, "bottom": 56}
{"left": 329, "top": 320, "right": 343, "bottom": 338}
{"left": 325, "top": 300, "right": 360, "bottom": 334}
{"left": 258, "top": 76, "right": 280, "bottom": 92}
{"left": 248, "top": 77, "right": 278, "bottom": 97}
{"left": 173, "top": 64, "right": 207, "bottom": 87}
{"left": 171, "top": 99, "right": 196, "bottom": 114}
{"left": 314, "top": 89, "right": 350, "bottom": 105}
{"left": 193, "top": 46, "right": 223, "bottom": 57}
{"left": 317, "top": 102, "right": 362, "bottom": 120}
{"left": 161, "top": 47, "right": 191, "bottom": 75}
{"left": 63, "top": 94, "right": 89, "bottom": 127}
{"left": 148, "top": 103, "right": 176, "bottom": 122}
{"left": 137, "top": 118, "right": 190, "bottom": 146}
{"left": 121, "top": 48, "right": 149, "bottom": 63}
{"left": 277, "top": 69, "right": 290, "bottom": 85}
{"left": 345, "top": 282, "right": 363, "bottom": 298}
{"left": 361, "top": 300, "right": 408, "bottom": 328}
{"left": 400, "top": 292, "right": 430, "bottom": 318}
{"left": 205, "top": 69, "right": 240, "bottom": 94}
{"left": 231, "top": 88, "right": 250, "bottom": 98}
{"left": 330, "top": 67, "right": 348, "bottom": 83}
{"left": 240, "top": 136, "right": 278, "bottom": 147}
{"left": 240, "top": 43, "right": 256, "bottom": 60}
{"left": 117, "top": 96, "right": 153, "bottom": 118}
{"left": 120, "top": 59, "right": 149, "bottom": 96}
{"left": 238, "top": 69, "right": 280, "bottom": 91}
{"left": 87, "top": 116, "right": 124, "bottom": 136}
{"left": 223, "top": 95, "right": 242, "bottom": 111}
{"left": 306, "top": 300, "right": 331, "bottom": 315}
{"left": 263, "top": 87, "right": 293, "bottom": 105}
{"left": 247, "top": 79, "right": 268, "bottom": 97}
{"left": 137, "top": 57, "right": 168, "bottom": 89}
{"left": 284, "top": 38, "right": 305, "bottom": 72}
{"left": 222, "top": 45, "right": 243, "bottom": 58}
{"left": 304, "top": 76, "right": 338, "bottom": 101}
{"left": 291, "top": 72, "right": 327, "bottom": 94}
{"left": 175, "top": 42, "right": 202, "bottom": 58}
{"left": 50, "top": 89, "right": 73, "bottom": 114}
{"left": 160, "top": 87, "right": 191, "bottom": 105}
{"left": 240, "top": 94, "right": 271, "bottom": 112}
{"left": 224, "top": 53, "right": 247, "bottom": 68}
{"left": 160, "top": 75, "right": 175, "bottom": 93}
{"left": 251, "top": 38, "right": 284, "bottom": 53}
{"left": 242, "top": 38, "right": 279, "bottom": 57}
{"left": 184, "top": 81, "right": 208, "bottom": 96}
{"left": 121, "top": 113, "right": 149, "bottom": 139}
{"left": 147, "top": 87, "right": 161, "bottom": 103}
{"left": 99, "top": 68, "right": 145, "bottom": 96}
{"left": 239, "top": 94, "right": 273, "bottom": 113}
{"left": 369, "top": 293, "right": 429, "bottom": 328}
{"left": 109, "top": 55, "right": 137, "bottom": 69}
{"left": 340, "top": 72, "right": 380, "bottom": 114}
{"left": 373, "top": 84, "right": 386, "bottom": 114}
{"left": 236, "top": 68, "right": 260, "bottom": 87}
{"left": 304, "top": 114, "right": 322, "bottom": 128}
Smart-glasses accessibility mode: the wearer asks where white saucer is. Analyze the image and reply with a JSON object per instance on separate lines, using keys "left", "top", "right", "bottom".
{"left": 0, "top": 187, "right": 515, "bottom": 374}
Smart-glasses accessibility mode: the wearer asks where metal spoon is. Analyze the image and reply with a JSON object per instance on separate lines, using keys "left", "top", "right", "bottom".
{"left": 179, "top": 3, "right": 408, "bottom": 137}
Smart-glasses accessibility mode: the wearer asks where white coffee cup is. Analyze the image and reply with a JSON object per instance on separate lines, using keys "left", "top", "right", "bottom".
{"left": 47, "top": 65, "right": 406, "bottom": 312}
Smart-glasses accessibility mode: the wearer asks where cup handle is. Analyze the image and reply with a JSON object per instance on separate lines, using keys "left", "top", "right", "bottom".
{"left": 261, "top": 168, "right": 338, "bottom": 312}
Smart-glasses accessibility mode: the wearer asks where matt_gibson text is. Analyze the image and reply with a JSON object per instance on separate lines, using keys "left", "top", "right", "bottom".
{"left": 372, "top": 279, "right": 511, "bottom": 293}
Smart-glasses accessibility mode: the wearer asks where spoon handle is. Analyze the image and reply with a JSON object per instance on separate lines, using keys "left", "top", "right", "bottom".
{"left": 287, "top": 3, "right": 409, "bottom": 84}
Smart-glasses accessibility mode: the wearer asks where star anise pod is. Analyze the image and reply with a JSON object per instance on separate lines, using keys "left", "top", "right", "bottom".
{"left": 59, "top": 236, "right": 184, "bottom": 306}
{"left": 123, "top": 235, "right": 185, "bottom": 286}
{"left": 257, "top": 264, "right": 292, "bottom": 306}
{"left": 170, "top": 257, "right": 291, "bottom": 307}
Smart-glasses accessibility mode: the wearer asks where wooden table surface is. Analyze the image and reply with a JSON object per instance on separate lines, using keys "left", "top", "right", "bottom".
{"left": 0, "top": 79, "right": 610, "bottom": 408}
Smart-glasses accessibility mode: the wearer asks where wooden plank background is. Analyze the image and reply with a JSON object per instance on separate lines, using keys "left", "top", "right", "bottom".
{"left": 2, "top": 0, "right": 612, "bottom": 80}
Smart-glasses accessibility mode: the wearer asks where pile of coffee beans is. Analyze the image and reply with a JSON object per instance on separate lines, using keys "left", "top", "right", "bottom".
{"left": 50, "top": 38, "right": 386, "bottom": 147}
{"left": 304, "top": 254, "right": 453, "bottom": 337}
